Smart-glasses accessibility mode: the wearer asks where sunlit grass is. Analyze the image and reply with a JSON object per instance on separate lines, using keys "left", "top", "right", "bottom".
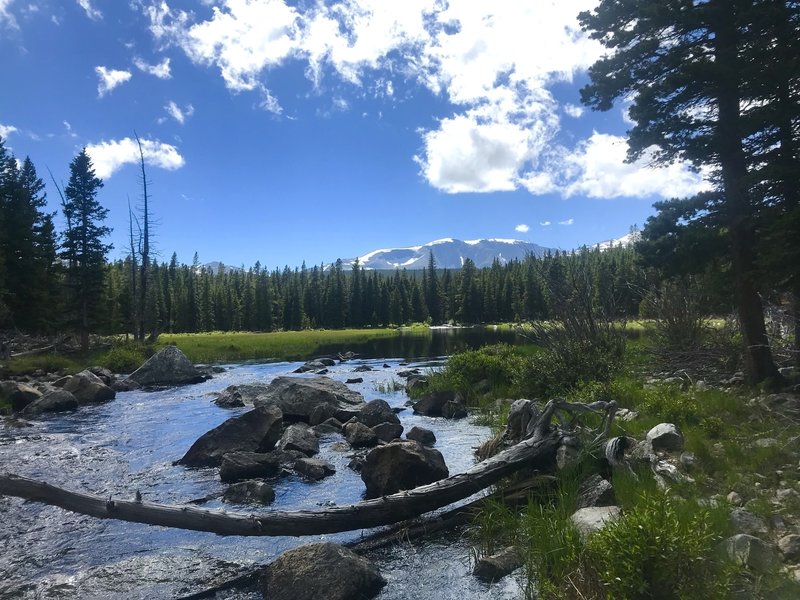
{"left": 157, "top": 328, "right": 400, "bottom": 363}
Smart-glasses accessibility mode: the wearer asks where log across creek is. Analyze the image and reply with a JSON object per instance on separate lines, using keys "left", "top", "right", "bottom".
{"left": 0, "top": 432, "right": 560, "bottom": 537}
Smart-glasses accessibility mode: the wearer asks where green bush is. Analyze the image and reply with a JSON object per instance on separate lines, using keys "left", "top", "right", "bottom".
{"left": 99, "top": 344, "right": 151, "bottom": 373}
{"left": 585, "top": 493, "right": 733, "bottom": 599}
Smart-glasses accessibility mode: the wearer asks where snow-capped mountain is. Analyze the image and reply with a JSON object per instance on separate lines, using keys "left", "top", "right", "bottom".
{"left": 334, "top": 238, "right": 552, "bottom": 270}
{"left": 593, "top": 231, "right": 641, "bottom": 252}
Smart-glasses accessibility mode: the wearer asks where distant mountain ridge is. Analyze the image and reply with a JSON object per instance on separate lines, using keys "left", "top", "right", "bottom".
{"left": 338, "top": 238, "right": 553, "bottom": 270}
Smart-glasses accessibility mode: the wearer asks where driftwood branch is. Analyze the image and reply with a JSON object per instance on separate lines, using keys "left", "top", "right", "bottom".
{"left": 0, "top": 433, "right": 560, "bottom": 538}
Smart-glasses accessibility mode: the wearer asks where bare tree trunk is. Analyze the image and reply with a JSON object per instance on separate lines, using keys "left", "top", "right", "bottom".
{"left": 0, "top": 433, "right": 560, "bottom": 537}
{"left": 134, "top": 133, "right": 149, "bottom": 343}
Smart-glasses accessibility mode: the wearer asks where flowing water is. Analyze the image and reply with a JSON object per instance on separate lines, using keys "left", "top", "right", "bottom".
{"left": 0, "top": 331, "right": 527, "bottom": 599}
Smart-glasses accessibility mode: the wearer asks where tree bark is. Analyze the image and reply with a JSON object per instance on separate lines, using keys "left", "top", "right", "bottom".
{"left": 714, "top": 6, "right": 779, "bottom": 383}
{"left": 0, "top": 433, "right": 560, "bottom": 537}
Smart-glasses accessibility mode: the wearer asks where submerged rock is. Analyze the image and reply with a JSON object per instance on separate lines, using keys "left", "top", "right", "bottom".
{"left": 361, "top": 439, "right": 449, "bottom": 498}
{"left": 294, "top": 457, "right": 336, "bottom": 481}
{"left": 127, "top": 346, "right": 204, "bottom": 387}
{"left": 259, "top": 542, "right": 386, "bottom": 600}
{"left": 178, "top": 405, "right": 283, "bottom": 467}
{"left": 473, "top": 546, "right": 522, "bottom": 582}
{"left": 255, "top": 376, "right": 366, "bottom": 422}
{"left": 223, "top": 480, "right": 275, "bottom": 505}
{"left": 412, "top": 390, "right": 467, "bottom": 419}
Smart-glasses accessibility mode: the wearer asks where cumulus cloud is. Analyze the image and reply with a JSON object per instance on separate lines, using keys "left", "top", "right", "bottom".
{"left": 564, "top": 104, "right": 584, "bottom": 118}
{"left": 563, "top": 132, "right": 709, "bottom": 199}
{"left": 540, "top": 221, "right": 551, "bottom": 227}
{"left": 134, "top": 56, "right": 172, "bottom": 79}
{"left": 86, "top": 137, "right": 185, "bottom": 179}
{"left": 558, "top": 218, "right": 574, "bottom": 226}
{"left": 77, "top": 0, "right": 101, "bottom": 20}
{"left": 0, "top": 122, "right": 18, "bottom": 139}
{"left": 164, "top": 101, "right": 194, "bottom": 124}
{"left": 515, "top": 224, "right": 529, "bottom": 233}
{"left": 95, "top": 66, "right": 132, "bottom": 97}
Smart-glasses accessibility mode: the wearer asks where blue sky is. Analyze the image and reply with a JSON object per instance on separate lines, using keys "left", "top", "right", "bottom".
{"left": 0, "top": 0, "right": 707, "bottom": 269}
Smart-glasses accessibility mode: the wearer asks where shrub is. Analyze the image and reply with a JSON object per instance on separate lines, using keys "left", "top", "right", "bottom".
{"left": 585, "top": 493, "right": 733, "bottom": 599}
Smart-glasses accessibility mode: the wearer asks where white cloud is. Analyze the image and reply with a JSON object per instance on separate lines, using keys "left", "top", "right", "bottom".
{"left": 515, "top": 224, "right": 529, "bottom": 233}
{"left": 77, "top": 0, "right": 101, "bottom": 20}
{"left": 558, "top": 218, "right": 574, "bottom": 226}
{"left": 63, "top": 120, "right": 77, "bottom": 138}
{"left": 86, "top": 137, "right": 185, "bottom": 179}
{"left": 564, "top": 103, "right": 584, "bottom": 118}
{"left": 164, "top": 101, "right": 194, "bottom": 124}
{"left": 0, "top": 122, "right": 18, "bottom": 139}
{"left": 140, "top": 1, "right": 709, "bottom": 201}
{"left": 134, "top": 56, "right": 172, "bottom": 79}
{"left": 563, "top": 132, "right": 709, "bottom": 199}
{"left": 0, "top": 0, "right": 18, "bottom": 29}
{"left": 540, "top": 221, "right": 551, "bottom": 227}
{"left": 95, "top": 66, "right": 132, "bottom": 97}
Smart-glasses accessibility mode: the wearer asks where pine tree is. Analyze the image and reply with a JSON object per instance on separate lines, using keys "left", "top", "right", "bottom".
{"left": 61, "top": 149, "right": 111, "bottom": 352}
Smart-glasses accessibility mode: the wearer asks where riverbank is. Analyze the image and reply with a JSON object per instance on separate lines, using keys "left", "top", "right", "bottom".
{"left": 420, "top": 337, "right": 800, "bottom": 598}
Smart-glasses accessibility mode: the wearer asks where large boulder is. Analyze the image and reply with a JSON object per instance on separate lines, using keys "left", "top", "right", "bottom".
{"left": 220, "top": 451, "right": 282, "bottom": 483}
{"left": 259, "top": 542, "right": 386, "bottom": 600}
{"left": 372, "top": 422, "right": 404, "bottom": 443}
{"left": 127, "top": 346, "right": 204, "bottom": 387}
{"left": 722, "top": 534, "right": 780, "bottom": 572}
{"left": 344, "top": 421, "right": 378, "bottom": 448}
{"left": 361, "top": 440, "right": 449, "bottom": 498}
{"left": 1, "top": 381, "right": 42, "bottom": 412}
{"left": 358, "top": 399, "right": 400, "bottom": 427}
{"left": 254, "top": 376, "right": 366, "bottom": 422}
{"left": 22, "top": 390, "right": 78, "bottom": 415}
{"left": 278, "top": 423, "right": 319, "bottom": 456}
{"left": 63, "top": 370, "right": 116, "bottom": 404}
{"left": 406, "top": 426, "right": 436, "bottom": 446}
{"left": 412, "top": 390, "right": 466, "bottom": 418}
{"left": 178, "top": 405, "right": 283, "bottom": 467}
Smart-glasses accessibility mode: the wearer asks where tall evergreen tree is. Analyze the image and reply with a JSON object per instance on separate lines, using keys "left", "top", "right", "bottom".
{"left": 61, "top": 149, "right": 111, "bottom": 352}
{"left": 580, "top": 0, "right": 786, "bottom": 382}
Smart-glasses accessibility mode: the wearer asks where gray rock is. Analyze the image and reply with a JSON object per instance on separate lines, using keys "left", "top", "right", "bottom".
{"left": 473, "top": 546, "right": 523, "bottom": 582}
{"left": 214, "top": 389, "right": 244, "bottom": 408}
{"left": 730, "top": 508, "right": 769, "bottom": 536}
{"left": 359, "top": 399, "right": 400, "bottom": 427}
{"left": 127, "top": 346, "right": 204, "bottom": 387}
{"left": 259, "top": 542, "right": 386, "bottom": 600}
{"left": 63, "top": 370, "right": 116, "bottom": 404}
{"left": 405, "top": 376, "right": 428, "bottom": 393}
{"left": 294, "top": 457, "right": 336, "bottom": 481}
{"left": 22, "top": 390, "right": 78, "bottom": 415}
{"left": 570, "top": 506, "right": 622, "bottom": 540}
{"left": 727, "top": 491, "right": 743, "bottom": 506}
{"left": 778, "top": 534, "right": 800, "bottom": 562}
{"left": 646, "top": 423, "right": 684, "bottom": 452}
{"left": 223, "top": 480, "right": 275, "bottom": 505}
{"left": 556, "top": 441, "right": 580, "bottom": 470}
{"left": 372, "top": 422, "right": 404, "bottom": 443}
{"left": 576, "top": 474, "right": 614, "bottom": 509}
{"left": 722, "top": 534, "right": 779, "bottom": 572}
{"left": 220, "top": 451, "right": 282, "bottom": 483}
{"left": 406, "top": 426, "right": 436, "bottom": 446}
{"left": 344, "top": 421, "right": 378, "bottom": 448}
{"left": 213, "top": 383, "right": 274, "bottom": 406}
{"left": 88, "top": 366, "right": 115, "bottom": 386}
{"left": 361, "top": 440, "right": 449, "bottom": 498}
{"left": 442, "top": 399, "right": 468, "bottom": 419}
{"left": 353, "top": 365, "right": 373, "bottom": 372}
{"left": 412, "top": 390, "right": 457, "bottom": 416}
{"left": 345, "top": 377, "right": 363, "bottom": 384}
{"left": 278, "top": 423, "right": 319, "bottom": 456}
{"left": 254, "top": 376, "right": 366, "bottom": 422}
{"left": 1, "top": 381, "right": 42, "bottom": 412}
{"left": 178, "top": 405, "right": 283, "bottom": 467}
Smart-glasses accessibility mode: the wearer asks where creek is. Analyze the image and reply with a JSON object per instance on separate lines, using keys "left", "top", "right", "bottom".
{"left": 0, "top": 329, "right": 526, "bottom": 599}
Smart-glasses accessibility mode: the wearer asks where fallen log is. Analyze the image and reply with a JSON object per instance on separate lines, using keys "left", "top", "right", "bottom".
{"left": 0, "top": 433, "right": 561, "bottom": 537}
